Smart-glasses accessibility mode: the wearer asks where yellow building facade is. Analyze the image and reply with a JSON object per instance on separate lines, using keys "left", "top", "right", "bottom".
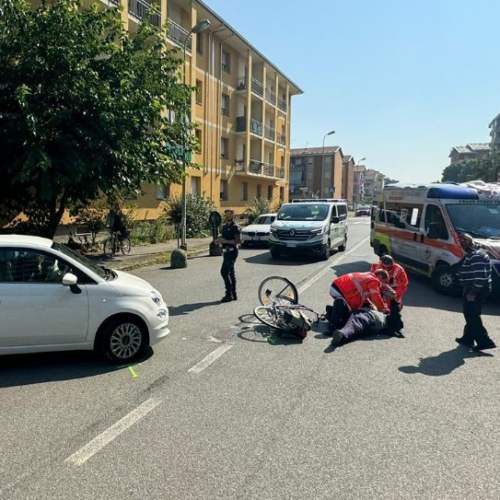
{"left": 90, "top": 0, "right": 303, "bottom": 219}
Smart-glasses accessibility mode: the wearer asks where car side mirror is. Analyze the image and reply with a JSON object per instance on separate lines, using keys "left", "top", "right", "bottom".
{"left": 62, "top": 272, "right": 82, "bottom": 294}
{"left": 331, "top": 216, "right": 340, "bottom": 224}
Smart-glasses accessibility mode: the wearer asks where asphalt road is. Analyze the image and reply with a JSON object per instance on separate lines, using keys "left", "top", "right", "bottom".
{"left": 2, "top": 217, "right": 500, "bottom": 500}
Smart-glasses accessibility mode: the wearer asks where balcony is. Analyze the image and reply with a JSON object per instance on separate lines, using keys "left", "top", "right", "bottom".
{"left": 278, "top": 96, "right": 287, "bottom": 113}
{"left": 128, "top": 0, "right": 161, "bottom": 27}
{"left": 234, "top": 160, "right": 284, "bottom": 179}
{"left": 251, "top": 77, "right": 264, "bottom": 97}
{"left": 264, "top": 125, "right": 275, "bottom": 142}
{"left": 250, "top": 119, "right": 263, "bottom": 136}
{"left": 235, "top": 160, "right": 246, "bottom": 172}
{"left": 265, "top": 87, "right": 276, "bottom": 106}
{"left": 249, "top": 160, "right": 263, "bottom": 175}
{"left": 277, "top": 132, "right": 286, "bottom": 145}
{"left": 236, "top": 77, "right": 247, "bottom": 91}
{"left": 166, "top": 19, "right": 192, "bottom": 52}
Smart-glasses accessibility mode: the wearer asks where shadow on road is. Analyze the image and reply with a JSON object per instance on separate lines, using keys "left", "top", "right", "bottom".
{"left": 169, "top": 300, "right": 221, "bottom": 316}
{"left": 398, "top": 346, "right": 494, "bottom": 376}
{"left": 0, "top": 348, "right": 154, "bottom": 388}
{"left": 242, "top": 251, "right": 331, "bottom": 267}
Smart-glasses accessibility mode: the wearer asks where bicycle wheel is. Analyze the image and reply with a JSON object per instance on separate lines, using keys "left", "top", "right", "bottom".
{"left": 120, "top": 237, "right": 131, "bottom": 255}
{"left": 254, "top": 306, "right": 289, "bottom": 332}
{"left": 103, "top": 237, "right": 115, "bottom": 259}
{"left": 258, "top": 276, "right": 298, "bottom": 306}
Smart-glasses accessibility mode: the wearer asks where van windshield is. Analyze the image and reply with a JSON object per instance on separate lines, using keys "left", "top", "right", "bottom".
{"left": 446, "top": 203, "right": 500, "bottom": 238}
{"left": 278, "top": 204, "right": 329, "bottom": 221}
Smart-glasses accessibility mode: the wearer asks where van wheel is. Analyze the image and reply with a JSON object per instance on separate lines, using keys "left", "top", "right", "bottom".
{"left": 320, "top": 242, "right": 330, "bottom": 261}
{"left": 338, "top": 235, "right": 347, "bottom": 252}
{"left": 431, "top": 266, "right": 462, "bottom": 297}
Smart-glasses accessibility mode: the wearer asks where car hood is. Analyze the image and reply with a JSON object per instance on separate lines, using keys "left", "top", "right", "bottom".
{"left": 475, "top": 238, "right": 500, "bottom": 261}
{"left": 272, "top": 220, "right": 325, "bottom": 230}
{"left": 108, "top": 270, "right": 158, "bottom": 297}
{"left": 242, "top": 224, "right": 272, "bottom": 232}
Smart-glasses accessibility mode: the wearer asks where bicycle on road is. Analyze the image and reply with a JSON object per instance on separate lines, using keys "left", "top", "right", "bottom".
{"left": 253, "top": 276, "right": 326, "bottom": 338}
{"left": 103, "top": 231, "right": 132, "bottom": 259}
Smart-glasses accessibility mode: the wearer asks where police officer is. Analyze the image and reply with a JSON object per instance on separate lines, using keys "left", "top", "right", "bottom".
{"left": 215, "top": 209, "right": 241, "bottom": 303}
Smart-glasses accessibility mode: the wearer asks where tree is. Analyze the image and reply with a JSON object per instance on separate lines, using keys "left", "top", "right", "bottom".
{"left": 0, "top": 0, "right": 197, "bottom": 237}
{"left": 164, "top": 194, "right": 216, "bottom": 238}
{"left": 384, "top": 177, "right": 399, "bottom": 185}
{"left": 441, "top": 151, "right": 500, "bottom": 183}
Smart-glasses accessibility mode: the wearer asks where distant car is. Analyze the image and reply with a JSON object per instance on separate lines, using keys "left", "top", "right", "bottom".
{"left": 0, "top": 234, "right": 170, "bottom": 363}
{"left": 355, "top": 206, "right": 371, "bottom": 217}
{"left": 240, "top": 213, "right": 277, "bottom": 246}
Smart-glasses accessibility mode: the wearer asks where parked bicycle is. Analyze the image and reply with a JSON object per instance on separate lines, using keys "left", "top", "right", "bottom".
{"left": 103, "top": 231, "right": 132, "bottom": 259}
{"left": 253, "top": 276, "right": 325, "bottom": 338}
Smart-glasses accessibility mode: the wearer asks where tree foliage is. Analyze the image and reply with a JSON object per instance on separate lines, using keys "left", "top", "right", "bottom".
{"left": 0, "top": 0, "right": 197, "bottom": 237}
{"left": 164, "top": 194, "right": 216, "bottom": 238}
{"left": 441, "top": 151, "right": 500, "bottom": 183}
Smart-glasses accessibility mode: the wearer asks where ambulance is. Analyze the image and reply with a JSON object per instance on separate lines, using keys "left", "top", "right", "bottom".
{"left": 370, "top": 182, "right": 500, "bottom": 295}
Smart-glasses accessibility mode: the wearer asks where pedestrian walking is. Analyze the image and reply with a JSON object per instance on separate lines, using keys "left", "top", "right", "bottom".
{"left": 215, "top": 209, "right": 241, "bottom": 303}
{"left": 454, "top": 233, "right": 496, "bottom": 351}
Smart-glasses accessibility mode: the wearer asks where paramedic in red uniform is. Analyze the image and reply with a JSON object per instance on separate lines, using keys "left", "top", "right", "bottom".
{"left": 370, "top": 255, "right": 409, "bottom": 307}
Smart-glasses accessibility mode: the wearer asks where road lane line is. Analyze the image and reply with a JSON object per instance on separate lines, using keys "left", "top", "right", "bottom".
{"left": 298, "top": 236, "right": 370, "bottom": 294}
{"left": 188, "top": 345, "right": 233, "bottom": 374}
{"left": 65, "top": 398, "right": 161, "bottom": 466}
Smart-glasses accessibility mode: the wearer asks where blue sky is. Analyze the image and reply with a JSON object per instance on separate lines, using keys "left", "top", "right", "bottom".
{"left": 205, "top": 0, "right": 500, "bottom": 182}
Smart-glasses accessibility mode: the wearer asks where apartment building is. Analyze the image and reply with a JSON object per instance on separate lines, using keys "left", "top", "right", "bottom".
{"left": 490, "top": 112, "right": 500, "bottom": 150}
{"left": 289, "top": 147, "right": 345, "bottom": 200}
{"left": 448, "top": 143, "right": 491, "bottom": 164}
{"left": 104, "top": 0, "right": 302, "bottom": 219}
{"left": 362, "top": 169, "right": 385, "bottom": 202}
{"left": 341, "top": 155, "right": 355, "bottom": 203}
{"left": 352, "top": 164, "right": 366, "bottom": 207}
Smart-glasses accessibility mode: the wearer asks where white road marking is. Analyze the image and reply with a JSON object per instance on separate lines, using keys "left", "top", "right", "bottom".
{"left": 188, "top": 344, "right": 233, "bottom": 374}
{"left": 298, "top": 236, "right": 370, "bottom": 294}
{"left": 65, "top": 398, "right": 161, "bottom": 466}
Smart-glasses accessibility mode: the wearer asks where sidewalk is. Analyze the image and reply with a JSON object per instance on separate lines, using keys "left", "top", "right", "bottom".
{"left": 89, "top": 236, "right": 214, "bottom": 270}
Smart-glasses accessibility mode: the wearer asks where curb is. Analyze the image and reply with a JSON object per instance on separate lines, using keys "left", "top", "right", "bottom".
{"left": 102, "top": 245, "right": 211, "bottom": 271}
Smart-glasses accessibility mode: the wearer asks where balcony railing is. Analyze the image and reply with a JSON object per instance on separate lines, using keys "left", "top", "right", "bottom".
{"left": 237, "top": 77, "right": 247, "bottom": 91}
{"left": 264, "top": 125, "right": 275, "bottom": 141}
{"left": 250, "top": 119, "right": 263, "bottom": 136}
{"left": 249, "top": 160, "right": 263, "bottom": 175}
{"left": 278, "top": 96, "right": 287, "bottom": 113}
{"left": 263, "top": 163, "right": 275, "bottom": 177}
{"left": 251, "top": 77, "right": 264, "bottom": 97}
{"left": 265, "top": 87, "right": 277, "bottom": 106}
{"left": 277, "top": 132, "right": 286, "bottom": 145}
{"left": 236, "top": 116, "right": 246, "bottom": 132}
{"left": 129, "top": 0, "right": 161, "bottom": 27}
{"left": 234, "top": 160, "right": 284, "bottom": 178}
{"left": 276, "top": 167, "right": 285, "bottom": 179}
{"left": 166, "top": 18, "right": 192, "bottom": 51}
{"left": 235, "top": 160, "right": 246, "bottom": 172}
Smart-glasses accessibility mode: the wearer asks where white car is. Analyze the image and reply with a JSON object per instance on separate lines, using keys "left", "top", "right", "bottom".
{"left": 240, "top": 213, "right": 277, "bottom": 246}
{"left": 0, "top": 234, "right": 169, "bottom": 363}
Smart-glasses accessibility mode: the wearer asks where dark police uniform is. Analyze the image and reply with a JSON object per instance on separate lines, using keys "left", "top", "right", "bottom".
{"left": 220, "top": 220, "right": 241, "bottom": 300}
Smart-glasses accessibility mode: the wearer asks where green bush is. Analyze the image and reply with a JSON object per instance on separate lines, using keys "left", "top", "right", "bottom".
{"left": 245, "top": 196, "right": 271, "bottom": 224}
{"left": 131, "top": 218, "right": 177, "bottom": 244}
{"left": 164, "top": 194, "right": 216, "bottom": 238}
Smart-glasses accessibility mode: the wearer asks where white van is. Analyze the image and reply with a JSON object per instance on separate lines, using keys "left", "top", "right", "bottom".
{"left": 370, "top": 182, "right": 500, "bottom": 295}
{"left": 269, "top": 199, "right": 348, "bottom": 260}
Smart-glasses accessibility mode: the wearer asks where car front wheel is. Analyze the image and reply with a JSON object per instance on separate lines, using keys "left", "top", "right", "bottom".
{"left": 98, "top": 317, "right": 146, "bottom": 363}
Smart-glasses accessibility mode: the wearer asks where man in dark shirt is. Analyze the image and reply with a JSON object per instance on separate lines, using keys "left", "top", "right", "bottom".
{"left": 215, "top": 210, "right": 241, "bottom": 303}
{"left": 455, "top": 232, "right": 495, "bottom": 351}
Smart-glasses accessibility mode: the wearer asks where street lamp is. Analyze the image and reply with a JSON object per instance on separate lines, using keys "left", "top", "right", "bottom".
{"left": 321, "top": 130, "right": 335, "bottom": 197}
{"left": 179, "top": 18, "right": 211, "bottom": 250}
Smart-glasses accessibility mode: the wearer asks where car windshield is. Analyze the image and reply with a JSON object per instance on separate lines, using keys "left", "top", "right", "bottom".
{"left": 278, "top": 204, "right": 328, "bottom": 221}
{"left": 254, "top": 215, "right": 276, "bottom": 224}
{"left": 52, "top": 242, "right": 107, "bottom": 278}
{"left": 446, "top": 203, "right": 500, "bottom": 238}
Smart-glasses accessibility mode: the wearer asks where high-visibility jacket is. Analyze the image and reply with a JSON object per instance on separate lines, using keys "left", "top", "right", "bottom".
{"left": 332, "top": 272, "right": 387, "bottom": 312}
{"left": 370, "top": 262, "right": 409, "bottom": 303}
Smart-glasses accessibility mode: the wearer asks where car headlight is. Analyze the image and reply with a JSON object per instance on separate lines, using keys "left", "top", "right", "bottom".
{"left": 150, "top": 290, "right": 164, "bottom": 307}
{"left": 270, "top": 227, "right": 277, "bottom": 233}
{"left": 311, "top": 227, "right": 324, "bottom": 235}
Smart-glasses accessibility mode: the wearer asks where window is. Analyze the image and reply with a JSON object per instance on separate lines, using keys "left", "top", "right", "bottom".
{"left": 290, "top": 170, "right": 303, "bottom": 185}
{"left": 256, "top": 184, "right": 262, "bottom": 198}
{"left": 279, "top": 187, "right": 284, "bottom": 201}
{"left": 425, "top": 205, "right": 448, "bottom": 239}
{"left": 220, "top": 179, "right": 228, "bottom": 200}
{"left": 196, "top": 31, "right": 203, "bottom": 54}
{"left": 221, "top": 50, "right": 230, "bottom": 73}
{"left": 268, "top": 185, "right": 273, "bottom": 199}
{"left": 195, "top": 129, "right": 202, "bottom": 151}
{"left": 221, "top": 93, "right": 229, "bottom": 115}
{"left": 196, "top": 80, "right": 203, "bottom": 104}
{"left": 156, "top": 184, "right": 169, "bottom": 199}
{"left": 191, "top": 176, "right": 200, "bottom": 195}
{"left": 220, "top": 138, "right": 228, "bottom": 159}
{"left": 337, "top": 204, "right": 348, "bottom": 220}
{"left": 242, "top": 182, "right": 248, "bottom": 201}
